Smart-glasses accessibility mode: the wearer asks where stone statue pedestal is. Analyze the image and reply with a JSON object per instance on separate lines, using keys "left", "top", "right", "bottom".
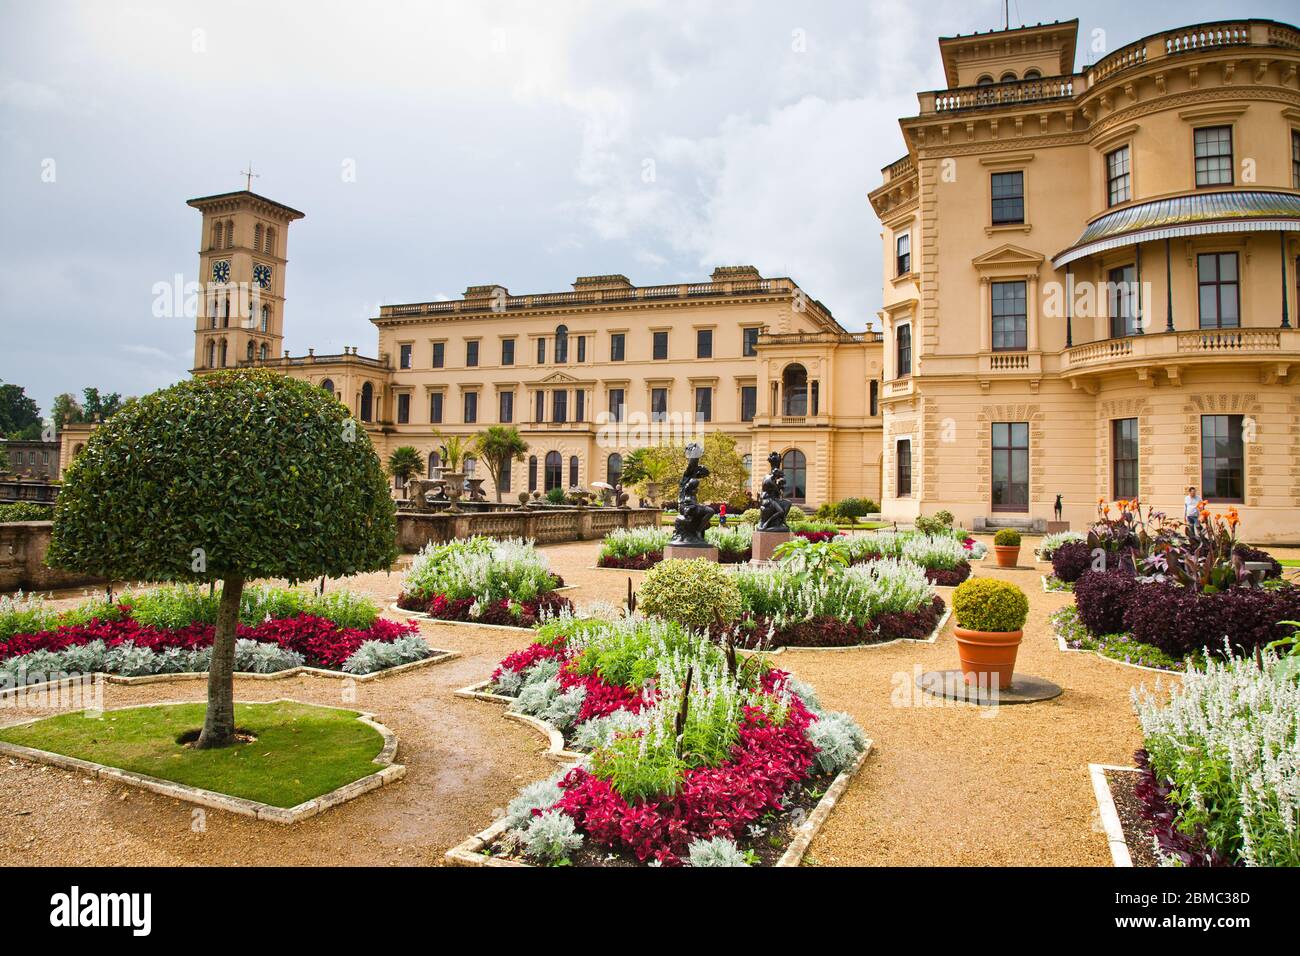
{"left": 752, "top": 529, "right": 792, "bottom": 563}
{"left": 664, "top": 544, "right": 718, "bottom": 563}
{"left": 1045, "top": 520, "right": 1070, "bottom": 534}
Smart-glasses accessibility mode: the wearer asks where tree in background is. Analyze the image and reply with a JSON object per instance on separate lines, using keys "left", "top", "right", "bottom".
{"left": 473, "top": 426, "right": 529, "bottom": 502}
{"left": 48, "top": 370, "right": 397, "bottom": 748}
{"left": 386, "top": 446, "right": 423, "bottom": 490}
{"left": 0, "top": 381, "right": 42, "bottom": 440}
{"left": 51, "top": 387, "right": 127, "bottom": 429}
{"left": 634, "top": 432, "right": 748, "bottom": 506}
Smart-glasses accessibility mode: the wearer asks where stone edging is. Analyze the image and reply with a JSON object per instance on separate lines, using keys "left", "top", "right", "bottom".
{"left": 454, "top": 680, "right": 584, "bottom": 763}
{"left": 1048, "top": 621, "right": 1179, "bottom": 676}
{"left": 392, "top": 610, "right": 537, "bottom": 634}
{"left": 0, "top": 698, "right": 405, "bottom": 823}
{"left": 757, "top": 605, "right": 951, "bottom": 656}
{"left": 443, "top": 740, "right": 872, "bottom": 867}
{"left": 0, "top": 651, "right": 457, "bottom": 700}
{"left": 0, "top": 649, "right": 458, "bottom": 703}
{"left": 1040, "top": 574, "right": 1072, "bottom": 593}
{"left": 1089, "top": 763, "right": 1139, "bottom": 867}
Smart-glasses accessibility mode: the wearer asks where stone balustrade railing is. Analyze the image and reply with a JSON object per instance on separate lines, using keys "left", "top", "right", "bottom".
{"left": 395, "top": 507, "right": 659, "bottom": 553}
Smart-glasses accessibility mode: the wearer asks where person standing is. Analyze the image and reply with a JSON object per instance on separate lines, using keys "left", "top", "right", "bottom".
{"left": 1184, "top": 486, "right": 1200, "bottom": 533}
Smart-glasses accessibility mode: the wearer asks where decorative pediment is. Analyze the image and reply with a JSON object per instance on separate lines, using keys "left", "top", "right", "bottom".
{"left": 538, "top": 371, "right": 579, "bottom": 385}
{"left": 971, "top": 243, "right": 1045, "bottom": 278}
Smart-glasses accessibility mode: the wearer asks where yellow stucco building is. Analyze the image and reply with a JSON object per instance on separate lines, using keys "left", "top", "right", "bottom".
{"left": 870, "top": 17, "right": 1300, "bottom": 542}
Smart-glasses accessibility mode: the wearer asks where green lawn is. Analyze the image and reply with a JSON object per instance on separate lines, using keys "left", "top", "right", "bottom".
{"left": 1280, "top": 559, "right": 1300, "bottom": 568}
{"left": 0, "top": 701, "right": 385, "bottom": 808}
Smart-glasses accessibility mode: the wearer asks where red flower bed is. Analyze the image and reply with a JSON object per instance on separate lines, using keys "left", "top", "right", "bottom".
{"left": 710, "top": 595, "right": 946, "bottom": 650}
{"left": 597, "top": 552, "right": 662, "bottom": 570}
{"left": 0, "top": 612, "right": 418, "bottom": 671}
{"left": 402, "top": 590, "right": 574, "bottom": 627}
{"left": 924, "top": 562, "right": 970, "bottom": 587}
{"left": 794, "top": 530, "right": 840, "bottom": 543}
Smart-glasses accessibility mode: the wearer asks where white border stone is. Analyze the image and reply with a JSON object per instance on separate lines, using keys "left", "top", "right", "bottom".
{"left": 1048, "top": 617, "right": 1180, "bottom": 675}
{"left": 1089, "top": 763, "right": 1140, "bottom": 867}
{"left": 454, "top": 679, "right": 584, "bottom": 763}
{"left": 0, "top": 698, "right": 406, "bottom": 823}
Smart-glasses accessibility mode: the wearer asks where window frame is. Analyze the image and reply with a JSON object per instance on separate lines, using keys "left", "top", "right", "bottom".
{"left": 1105, "top": 145, "right": 1131, "bottom": 207}
{"left": 695, "top": 386, "right": 713, "bottom": 423}
{"left": 1111, "top": 418, "right": 1139, "bottom": 500}
{"left": 396, "top": 392, "right": 410, "bottom": 424}
{"left": 429, "top": 391, "right": 444, "bottom": 424}
{"left": 739, "top": 384, "right": 757, "bottom": 423}
{"left": 498, "top": 390, "right": 514, "bottom": 424}
{"left": 431, "top": 341, "right": 445, "bottom": 369}
{"left": 991, "top": 280, "right": 1028, "bottom": 352}
{"left": 399, "top": 343, "right": 412, "bottom": 369}
{"left": 895, "top": 232, "right": 912, "bottom": 276}
{"left": 608, "top": 388, "right": 625, "bottom": 423}
{"left": 990, "top": 170, "right": 1025, "bottom": 225}
{"left": 696, "top": 328, "right": 713, "bottom": 359}
{"left": 1196, "top": 252, "right": 1240, "bottom": 329}
{"left": 990, "top": 421, "right": 1030, "bottom": 513}
{"left": 501, "top": 338, "right": 515, "bottom": 366}
{"left": 650, "top": 387, "right": 668, "bottom": 423}
{"left": 895, "top": 439, "right": 912, "bottom": 498}
{"left": 1193, "top": 125, "right": 1234, "bottom": 188}
{"left": 895, "top": 322, "right": 912, "bottom": 378}
{"left": 1200, "top": 414, "right": 1245, "bottom": 503}
{"left": 465, "top": 339, "right": 479, "bottom": 368}
{"left": 652, "top": 330, "right": 669, "bottom": 361}
{"left": 742, "top": 326, "right": 761, "bottom": 357}
{"left": 462, "top": 390, "right": 478, "bottom": 424}
{"left": 610, "top": 332, "right": 626, "bottom": 362}
{"left": 1108, "top": 264, "right": 1139, "bottom": 338}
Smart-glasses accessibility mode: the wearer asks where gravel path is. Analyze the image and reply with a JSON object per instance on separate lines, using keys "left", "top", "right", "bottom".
{"left": 3, "top": 536, "right": 1296, "bottom": 866}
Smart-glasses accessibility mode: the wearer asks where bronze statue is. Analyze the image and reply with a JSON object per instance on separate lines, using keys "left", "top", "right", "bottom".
{"left": 757, "top": 451, "right": 792, "bottom": 532}
{"left": 669, "top": 442, "right": 714, "bottom": 547}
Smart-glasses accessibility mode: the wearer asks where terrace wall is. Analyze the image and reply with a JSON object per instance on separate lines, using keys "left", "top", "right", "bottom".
{"left": 395, "top": 507, "right": 660, "bottom": 553}
{"left": 0, "top": 521, "right": 103, "bottom": 593}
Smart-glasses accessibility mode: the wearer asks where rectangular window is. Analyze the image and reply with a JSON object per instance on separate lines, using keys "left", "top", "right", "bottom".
{"left": 1108, "top": 264, "right": 1138, "bottom": 337}
{"left": 397, "top": 393, "right": 410, "bottom": 424}
{"left": 990, "top": 171, "right": 1024, "bottom": 224}
{"left": 552, "top": 390, "right": 567, "bottom": 423}
{"left": 1112, "top": 418, "right": 1139, "bottom": 499}
{"left": 742, "top": 327, "right": 760, "bottom": 357}
{"left": 499, "top": 390, "right": 514, "bottom": 423}
{"left": 991, "top": 280, "right": 1028, "bottom": 351}
{"left": 399, "top": 344, "right": 412, "bottom": 369}
{"left": 740, "top": 385, "right": 757, "bottom": 422}
{"left": 650, "top": 388, "right": 668, "bottom": 422}
{"left": 610, "top": 332, "right": 625, "bottom": 361}
{"left": 431, "top": 342, "right": 445, "bottom": 368}
{"left": 653, "top": 331, "right": 668, "bottom": 360}
{"left": 466, "top": 340, "right": 479, "bottom": 367}
{"left": 577, "top": 336, "right": 586, "bottom": 362}
{"left": 896, "top": 439, "right": 912, "bottom": 497}
{"left": 1197, "top": 252, "right": 1240, "bottom": 328}
{"left": 429, "top": 392, "right": 444, "bottom": 424}
{"left": 463, "top": 391, "right": 478, "bottom": 424}
{"left": 536, "top": 338, "right": 546, "bottom": 364}
{"left": 869, "top": 380, "right": 879, "bottom": 417}
{"left": 1293, "top": 130, "right": 1300, "bottom": 189}
{"left": 1194, "top": 126, "right": 1233, "bottom": 187}
{"left": 575, "top": 390, "right": 585, "bottom": 422}
{"left": 608, "top": 388, "right": 625, "bottom": 422}
{"left": 696, "top": 329, "right": 713, "bottom": 359}
{"left": 896, "top": 233, "right": 911, "bottom": 275}
{"left": 498, "top": 459, "right": 511, "bottom": 493}
{"left": 896, "top": 323, "right": 912, "bottom": 377}
{"left": 501, "top": 339, "right": 515, "bottom": 366}
{"left": 1201, "top": 415, "right": 1244, "bottom": 502}
{"left": 991, "top": 422, "right": 1030, "bottom": 512}
{"left": 534, "top": 391, "right": 545, "bottom": 422}
{"left": 695, "top": 386, "right": 712, "bottom": 423}
{"left": 1106, "top": 146, "right": 1131, "bottom": 206}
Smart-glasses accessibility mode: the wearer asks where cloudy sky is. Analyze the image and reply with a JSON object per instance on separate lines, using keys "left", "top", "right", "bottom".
{"left": 2, "top": 0, "right": 1294, "bottom": 419}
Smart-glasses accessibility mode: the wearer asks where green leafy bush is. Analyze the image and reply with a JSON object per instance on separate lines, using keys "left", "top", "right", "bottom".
{"left": 787, "top": 505, "right": 806, "bottom": 524}
{"left": 599, "top": 526, "right": 670, "bottom": 561}
{"left": 639, "top": 558, "right": 741, "bottom": 630}
{"left": 993, "top": 528, "right": 1021, "bottom": 547}
{"left": 545, "top": 486, "right": 568, "bottom": 504}
{"left": 952, "top": 578, "right": 1028, "bottom": 632}
{"left": 0, "top": 502, "right": 54, "bottom": 523}
{"left": 402, "top": 536, "right": 557, "bottom": 603}
{"left": 741, "top": 508, "right": 760, "bottom": 525}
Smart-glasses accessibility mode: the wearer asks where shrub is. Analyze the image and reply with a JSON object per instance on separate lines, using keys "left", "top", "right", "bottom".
{"left": 837, "top": 498, "right": 878, "bottom": 519}
{"left": 1072, "top": 570, "right": 1138, "bottom": 636}
{"left": 741, "top": 508, "right": 760, "bottom": 525}
{"left": 639, "top": 559, "right": 741, "bottom": 630}
{"left": 516, "top": 809, "right": 583, "bottom": 864}
{"left": 1123, "top": 582, "right": 1300, "bottom": 659}
{"left": 705, "top": 523, "right": 754, "bottom": 557}
{"left": 0, "top": 502, "right": 54, "bottom": 523}
{"left": 951, "top": 578, "right": 1028, "bottom": 632}
{"left": 787, "top": 505, "right": 806, "bottom": 524}
{"left": 1051, "top": 541, "right": 1093, "bottom": 583}
{"left": 806, "top": 711, "right": 869, "bottom": 775}
{"left": 1039, "top": 530, "right": 1085, "bottom": 560}
{"left": 233, "top": 639, "right": 305, "bottom": 674}
{"left": 687, "top": 836, "right": 751, "bottom": 867}
{"left": 914, "top": 512, "right": 954, "bottom": 535}
{"left": 993, "top": 528, "right": 1021, "bottom": 547}
{"left": 0, "top": 593, "right": 59, "bottom": 645}
{"left": 599, "top": 527, "right": 670, "bottom": 562}
{"left": 402, "top": 536, "right": 557, "bottom": 604}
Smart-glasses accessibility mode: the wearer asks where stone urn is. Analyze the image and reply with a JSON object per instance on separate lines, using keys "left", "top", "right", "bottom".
{"left": 644, "top": 481, "right": 659, "bottom": 506}
{"left": 442, "top": 472, "right": 466, "bottom": 512}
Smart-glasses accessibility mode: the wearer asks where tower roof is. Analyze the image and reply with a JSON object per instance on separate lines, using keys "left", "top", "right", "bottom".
{"left": 186, "top": 190, "right": 305, "bottom": 221}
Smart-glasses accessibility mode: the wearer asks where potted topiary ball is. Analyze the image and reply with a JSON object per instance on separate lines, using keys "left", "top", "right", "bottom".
{"left": 951, "top": 578, "right": 1029, "bottom": 689}
{"left": 992, "top": 528, "right": 1022, "bottom": 567}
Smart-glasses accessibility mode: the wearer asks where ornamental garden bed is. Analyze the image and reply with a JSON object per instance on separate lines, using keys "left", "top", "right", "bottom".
{"left": 0, "top": 586, "right": 443, "bottom": 686}
{"left": 0, "top": 700, "right": 404, "bottom": 822}
{"left": 395, "top": 536, "right": 573, "bottom": 627}
{"left": 596, "top": 525, "right": 755, "bottom": 569}
{"left": 1088, "top": 764, "right": 1154, "bottom": 867}
{"left": 447, "top": 615, "right": 871, "bottom": 867}
{"left": 1041, "top": 574, "right": 1073, "bottom": 593}
{"left": 1047, "top": 606, "right": 1186, "bottom": 672}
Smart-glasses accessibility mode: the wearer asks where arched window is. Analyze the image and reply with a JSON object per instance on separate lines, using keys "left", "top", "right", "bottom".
{"left": 1023, "top": 68, "right": 1041, "bottom": 80}
{"left": 246, "top": 341, "right": 255, "bottom": 362}
{"left": 528, "top": 455, "right": 538, "bottom": 491}
{"left": 219, "top": 339, "right": 228, "bottom": 367}
{"left": 607, "top": 453, "right": 623, "bottom": 485}
{"left": 211, "top": 221, "right": 223, "bottom": 249}
{"left": 782, "top": 363, "right": 808, "bottom": 416}
{"left": 260, "top": 305, "right": 269, "bottom": 332}
{"left": 254, "top": 224, "right": 263, "bottom": 250}
{"left": 427, "top": 451, "right": 441, "bottom": 477}
{"left": 544, "top": 451, "right": 563, "bottom": 492}
{"left": 554, "top": 324, "right": 569, "bottom": 364}
{"left": 999, "top": 71, "right": 1017, "bottom": 82}
{"left": 360, "top": 382, "right": 373, "bottom": 422}
{"left": 320, "top": 378, "right": 334, "bottom": 396}
{"left": 225, "top": 220, "right": 234, "bottom": 248}
{"left": 781, "top": 449, "right": 807, "bottom": 501}
{"left": 569, "top": 455, "right": 579, "bottom": 488}
{"left": 222, "top": 294, "right": 230, "bottom": 327}
{"left": 265, "top": 227, "right": 275, "bottom": 254}
{"left": 207, "top": 340, "right": 216, "bottom": 368}
{"left": 259, "top": 343, "right": 268, "bottom": 361}
{"left": 976, "top": 74, "right": 994, "bottom": 86}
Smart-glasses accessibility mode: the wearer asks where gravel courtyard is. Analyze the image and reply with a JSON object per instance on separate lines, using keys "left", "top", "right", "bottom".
{"left": 3, "top": 534, "right": 1294, "bottom": 867}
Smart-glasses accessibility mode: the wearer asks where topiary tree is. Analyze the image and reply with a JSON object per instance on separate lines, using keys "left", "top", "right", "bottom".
{"left": 639, "top": 558, "right": 740, "bottom": 630}
{"left": 47, "top": 370, "right": 397, "bottom": 748}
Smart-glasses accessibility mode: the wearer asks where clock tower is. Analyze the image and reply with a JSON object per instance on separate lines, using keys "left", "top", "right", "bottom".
{"left": 187, "top": 188, "right": 305, "bottom": 373}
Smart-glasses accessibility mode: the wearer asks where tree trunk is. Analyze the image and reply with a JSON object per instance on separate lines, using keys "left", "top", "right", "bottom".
{"left": 195, "top": 574, "right": 244, "bottom": 749}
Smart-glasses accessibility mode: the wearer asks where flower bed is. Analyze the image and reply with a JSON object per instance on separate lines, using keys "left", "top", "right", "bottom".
{"left": 1037, "top": 530, "right": 1084, "bottom": 561}
{"left": 842, "top": 532, "right": 972, "bottom": 586}
{"left": 722, "top": 559, "right": 945, "bottom": 649}
{"left": 0, "top": 585, "right": 430, "bottom": 683}
{"left": 1047, "top": 606, "right": 1185, "bottom": 671}
{"left": 596, "top": 525, "right": 754, "bottom": 568}
{"left": 462, "top": 614, "right": 869, "bottom": 866}
{"left": 1132, "top": 647, "right": 1300, "bottom": 866}
{"left": 397, "top": 536, "right": 572, "bottom": 626}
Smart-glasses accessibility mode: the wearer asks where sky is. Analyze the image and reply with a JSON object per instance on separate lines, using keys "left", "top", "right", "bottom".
{"left": 2, "top": 0, "right": 1296, "bottom": 420}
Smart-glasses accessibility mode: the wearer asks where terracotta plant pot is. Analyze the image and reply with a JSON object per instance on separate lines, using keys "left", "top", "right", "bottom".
{"left": 953, "top": 626, "right": 1023, "bottom": 690}
{"left": 993, "top": 544, "right": 1020, "bottom": 568}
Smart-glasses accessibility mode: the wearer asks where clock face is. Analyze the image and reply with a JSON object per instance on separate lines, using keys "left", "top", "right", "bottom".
{"left": 211, "top": 259, "right": 231, "bottom": 284}
{"left": 253, "top": 263, "right": 272, "bottom": 289}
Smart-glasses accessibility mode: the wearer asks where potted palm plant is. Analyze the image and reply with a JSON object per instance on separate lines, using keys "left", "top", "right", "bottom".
{"left": 951, "top": 578, "right": 1029, "bottom": 690}
{"left": 992, "top": 528, "right": 1021, "bottom": 567}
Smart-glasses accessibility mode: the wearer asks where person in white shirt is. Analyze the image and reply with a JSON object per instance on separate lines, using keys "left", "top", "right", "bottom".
{"left": 1184, "top": 486, "right": 1200, "bottom": 532}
